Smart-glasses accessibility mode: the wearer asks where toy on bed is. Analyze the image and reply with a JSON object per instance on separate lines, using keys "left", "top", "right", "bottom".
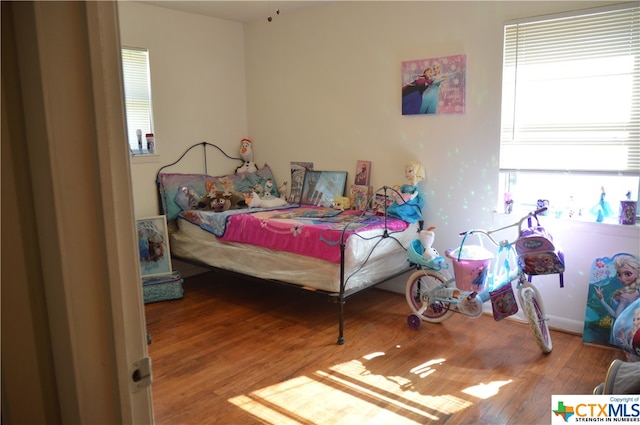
{"left": 246, "top": 191, "right": 288, "bottom": 208}
{"left": 332, "top": 196, "right": 351, "bottom": 211}
{"left": 387, "top": 160, "right": 425, "bottom": 223}
{"left": 197, "top": 190, "right": 247, "bottom": 212}
{"left": 235, "top": 138, "right": 259, "bottom": 174}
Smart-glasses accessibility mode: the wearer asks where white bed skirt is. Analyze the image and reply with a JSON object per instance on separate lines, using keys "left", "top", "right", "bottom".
{"left": 170, "top": 218, "right": 419, "bottom": 294}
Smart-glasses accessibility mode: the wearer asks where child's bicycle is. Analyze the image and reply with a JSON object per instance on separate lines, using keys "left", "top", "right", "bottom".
{"left": 405, "top": 208, "right": 553, "bottom": 353}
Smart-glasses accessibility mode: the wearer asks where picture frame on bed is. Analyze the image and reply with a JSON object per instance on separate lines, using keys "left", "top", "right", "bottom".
{"left": 301, "top": 171, "right": 348, "bottom": 207}
{"left": 354, "top": 160, "right": 371, "bottom": 186}
{"left": 289, "top": 161, "right": 314, "bottom": 203}
{"left": 137, "top": 215, "right": 172, "bottom": 278}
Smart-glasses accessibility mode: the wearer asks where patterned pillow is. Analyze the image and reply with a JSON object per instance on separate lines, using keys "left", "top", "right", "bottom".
{"left": 158, "top": 164, "right": 279, "bottom": 221}
{"left": 158, "top": 173, "right": 208, "bottom": 221}
{"left": 205, "top": 164, "right": 279, "bottom": 199}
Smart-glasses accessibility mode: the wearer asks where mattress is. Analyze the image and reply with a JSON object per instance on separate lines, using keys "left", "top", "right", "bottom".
{"left": 170, "top": 216, "right": 418, "bottom": 294}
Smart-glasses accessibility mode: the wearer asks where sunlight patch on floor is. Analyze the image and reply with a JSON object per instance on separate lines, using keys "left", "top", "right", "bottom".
{"left": 229, "top": 375, "right": 430, "bottom": 424}
{"left": 329, "top": 357, "right": 471, "bottom": 416}
{"left": 226, "top": 352, "right": 490, "bottom": 424}
{"left": 462, "top": 379, "right": 513, "bottom": 399}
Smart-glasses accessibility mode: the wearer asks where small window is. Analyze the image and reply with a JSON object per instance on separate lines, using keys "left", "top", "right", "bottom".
{"left": 121, "top": 47, "right": 155, "bottom": 155}
{"left": 499, "top": 3, "right": 639, "bottom": 221}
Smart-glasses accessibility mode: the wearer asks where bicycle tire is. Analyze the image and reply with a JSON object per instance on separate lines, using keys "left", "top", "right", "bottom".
{"left": 518, "top": 284, "right": 553, "bottom": 353}
{"left": 405, "top": 269, "right": 455, "bottom": 324}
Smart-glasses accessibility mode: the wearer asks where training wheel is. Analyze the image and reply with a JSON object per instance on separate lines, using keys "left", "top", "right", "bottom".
{"left": 407, "top": 314, "right": 422, "bottom": 330}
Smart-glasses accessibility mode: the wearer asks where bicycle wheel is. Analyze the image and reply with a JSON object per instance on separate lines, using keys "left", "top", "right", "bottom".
{"left": 518, "top": 284, "right": 553, "bottom": 353}
{"left": 405, "top": 269, "right": 455, "bottom": 324}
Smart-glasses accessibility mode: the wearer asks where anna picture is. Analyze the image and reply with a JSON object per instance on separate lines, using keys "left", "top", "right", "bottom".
{"left": 401, "top": 54, "right": 466, "bottom": 116}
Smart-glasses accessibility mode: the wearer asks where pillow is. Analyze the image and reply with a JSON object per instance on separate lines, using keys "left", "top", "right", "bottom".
{"left": 205, "top": 164, "right": 279, "bottom": 198}
{"left": 158, "top": 164, "right": 279, "bottom": 221}
{"left": 158, "top": 173, "right": 209, "bottom": 221}
{"left": 174, "top": 185, "right": 202, "bottom": 211}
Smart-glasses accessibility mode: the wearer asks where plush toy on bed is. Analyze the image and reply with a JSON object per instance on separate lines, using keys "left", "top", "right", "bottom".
{"left": 197, "top": 190, "right": 247, "bottom": 212}
{"left": 246, "top": 191, "right": 288, "bottom": 208}
{"left": 235, "top": 138, "right": 259, "bottom": 174}
{"left": 263, "top": 179, "right": 277, "bottom": 198}
{"left": 387, "top": 160, "right": 426, "bottom": 223}
{"left": 332, "top": 196, "right": 351, "bottom": 211}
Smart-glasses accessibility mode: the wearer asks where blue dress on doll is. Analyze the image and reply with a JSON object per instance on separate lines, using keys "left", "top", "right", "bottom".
{"left": 387, "top": 184, "right": 425, "bottom": 223}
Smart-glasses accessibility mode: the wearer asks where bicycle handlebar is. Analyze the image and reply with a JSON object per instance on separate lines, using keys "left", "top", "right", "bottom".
{"left": 458, "top": 207, "right": 547, "bottom": 247}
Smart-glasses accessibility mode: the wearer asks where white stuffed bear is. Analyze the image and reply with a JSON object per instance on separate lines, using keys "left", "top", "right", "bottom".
{"left": 419, "top": 226, "right": 439, "bottom": 260}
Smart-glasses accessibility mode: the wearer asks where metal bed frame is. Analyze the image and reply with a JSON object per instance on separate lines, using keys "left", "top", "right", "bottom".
{"left": 156, "top": 142, "right": 419, "bottom": 344}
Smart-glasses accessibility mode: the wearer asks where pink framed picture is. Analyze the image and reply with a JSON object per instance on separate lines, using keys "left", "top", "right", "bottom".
{"left": 354, "top": 160, "right": 371, "bottom": 186}
{"left": 401, "top": 54, "right": 466, "bottom": 116}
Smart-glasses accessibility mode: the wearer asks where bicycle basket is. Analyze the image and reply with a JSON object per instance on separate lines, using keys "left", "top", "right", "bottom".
{"left": 445, "top": 243, "right": 493, "bottom": 292}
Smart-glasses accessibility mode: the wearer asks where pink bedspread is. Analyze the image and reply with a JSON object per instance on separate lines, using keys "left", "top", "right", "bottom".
{"left": 182, "top": 206, "right": 409, "bottom": 263}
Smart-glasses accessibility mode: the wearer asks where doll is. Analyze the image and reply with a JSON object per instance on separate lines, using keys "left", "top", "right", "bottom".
{"left": 387, "top": 160, "right": 425, "bottom": 223}
{"left": 590, "top": 186, "right": 614, "bottom": 222}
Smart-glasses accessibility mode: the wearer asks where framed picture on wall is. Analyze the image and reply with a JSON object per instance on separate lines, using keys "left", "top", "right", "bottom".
{"left": 300, "top": 171, "right": 348, "bottom": 207}
{"left": 401, "top": 54, "right": 466, "bottom": 116}
{"left": 136, "top": 215, "right": 172, "bottom": 278}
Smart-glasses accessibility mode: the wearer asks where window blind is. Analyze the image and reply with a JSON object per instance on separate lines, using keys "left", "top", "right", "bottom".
{"left": 121, "top": 47, "right": 154, "bottom": 153}
{"left": 500, "top": 3, "right": 640, "bottom": 174}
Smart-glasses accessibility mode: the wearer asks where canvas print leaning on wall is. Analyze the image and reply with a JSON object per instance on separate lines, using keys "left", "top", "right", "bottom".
{"left": 401, "top": 54, "right": 466, "bottom": 116}
{"left": 137, "top": 215, "right": 172, "bottom": 278}
{"left": 583, "top": 253, "right": 640, "bottom": 350}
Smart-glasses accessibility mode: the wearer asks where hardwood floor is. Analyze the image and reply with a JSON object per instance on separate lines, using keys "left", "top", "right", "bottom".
{"left": 145, "top": 271, "right": 625, "bottom": 425}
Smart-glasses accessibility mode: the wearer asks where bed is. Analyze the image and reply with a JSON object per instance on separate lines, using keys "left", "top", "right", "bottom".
{"left": 156, "top": 142, "right": 420, "bottom": 344}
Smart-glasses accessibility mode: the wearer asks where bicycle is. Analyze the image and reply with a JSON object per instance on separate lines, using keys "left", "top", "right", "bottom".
{"left": 404, "top": 208, "right": 553, "bottom": 354}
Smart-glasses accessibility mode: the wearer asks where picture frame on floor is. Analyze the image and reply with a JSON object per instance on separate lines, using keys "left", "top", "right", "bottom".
{"left": 137, "top": 215, "right": 172, "bottom": 278}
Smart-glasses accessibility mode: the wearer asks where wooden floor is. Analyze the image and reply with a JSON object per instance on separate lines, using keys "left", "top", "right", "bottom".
{"left": 145, "top": 270, "right": 625, "bottom": 425}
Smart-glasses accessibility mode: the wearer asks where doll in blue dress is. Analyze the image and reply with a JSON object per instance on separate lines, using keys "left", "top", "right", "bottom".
{"left": 387, "top": 160, "right": 425, "bottom": 223}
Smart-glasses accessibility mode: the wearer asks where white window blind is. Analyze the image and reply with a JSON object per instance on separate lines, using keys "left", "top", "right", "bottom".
{"left": 500, "top": 3, "right": 640, "bottom": 174}
{"left": 121, "top": 47, "right": 154, "bottom": 154}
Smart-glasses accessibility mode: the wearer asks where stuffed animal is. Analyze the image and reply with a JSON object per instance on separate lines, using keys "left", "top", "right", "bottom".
{"left": 197, "top": 190, "right": 247, "bottom": 212}
{"left": 278, "top": 181, "right": 288, "bottom": 200}
{"left": 246, "top": 192, "right": 287, "bottom": 208}
{"left": 419, "top": 226, "right": 439, "bottom": 260}
{"left": 235, "top": 138, "right": 259, "bottom": 174}
{"left": 263, "top": 179, "right": 288, "bottom": 200}
{"left": 263, "top": 179, "right": 276, "bottom": 198}
{"left": 332, "top": 196, "right": 351, "bottom": 211}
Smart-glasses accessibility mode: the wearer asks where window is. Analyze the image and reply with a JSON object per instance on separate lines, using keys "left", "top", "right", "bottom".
{"left": 121, "top": 47, "right": 155, "bottom": 155}
{"left": 499, "top": 3, "right": 639, "bottom": 221}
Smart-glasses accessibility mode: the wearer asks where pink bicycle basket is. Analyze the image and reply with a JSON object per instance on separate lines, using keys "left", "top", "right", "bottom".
{"left": 445, "top": 244, "right": 493, "bottom": 292}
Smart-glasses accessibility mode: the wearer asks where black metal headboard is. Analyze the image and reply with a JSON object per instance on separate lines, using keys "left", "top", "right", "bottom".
{"left": 155, "top": 141, "right": 243, "bottom": 216}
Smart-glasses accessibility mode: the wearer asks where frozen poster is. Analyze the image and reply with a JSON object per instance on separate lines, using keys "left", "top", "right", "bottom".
{"left": 401, "top": 54, "right": 466, "bottom": 116}
{"left": 583, "top": 253, "right": 640, "bottom": 348}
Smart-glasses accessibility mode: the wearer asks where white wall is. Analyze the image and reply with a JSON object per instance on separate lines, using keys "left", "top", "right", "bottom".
{"left": 242, "top": 0, "right": 638, "bottom": 333}
{"left": 120, "top": 1, "right": 639, "bottom": 334}
{"left": 118, "top": 1, "right": 249, "bottom": 217}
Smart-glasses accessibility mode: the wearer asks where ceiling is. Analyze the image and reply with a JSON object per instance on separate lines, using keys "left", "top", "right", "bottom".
{"left": 139, "top": 1, "right": 330, "bottom": 23}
